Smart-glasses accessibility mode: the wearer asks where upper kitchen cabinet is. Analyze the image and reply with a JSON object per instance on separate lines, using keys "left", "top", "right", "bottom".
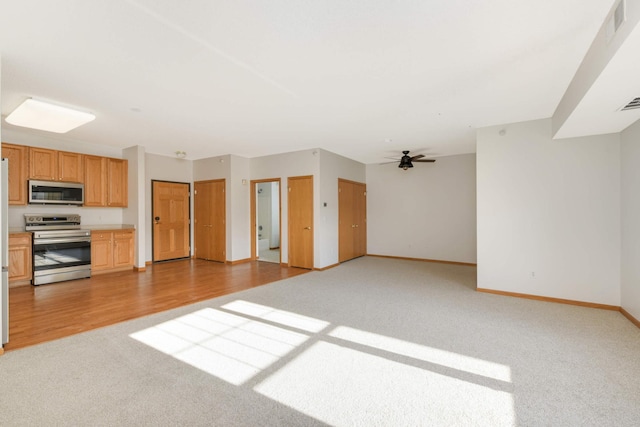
{"left": 84, "top": 155, "right": 128, "bottom": 207}
{"left": 107, "top": 158, "right": 128, "bottom": 207}
{"left": 29, "top": 147, "right": 83, "bottom": 183}
{"left": 84, "top": 155, "right": 106, "bottom": 206}
{"left": 28, "top": 147, "right": 56, "bottom": 181}
{"left": 58, "top": 150, "right": 84, "bottom": 183}
{"left": 1, "top": 143, "right": 29, "bottom": 205}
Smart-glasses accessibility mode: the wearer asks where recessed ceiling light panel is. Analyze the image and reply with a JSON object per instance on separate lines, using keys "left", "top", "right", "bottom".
{"left": 5, "top": 98, "right": 95, "bottom": 133}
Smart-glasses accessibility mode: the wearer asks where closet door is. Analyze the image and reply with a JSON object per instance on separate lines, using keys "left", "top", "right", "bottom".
{"left": 338, "top": 179, "right": 366, "bottom": 262}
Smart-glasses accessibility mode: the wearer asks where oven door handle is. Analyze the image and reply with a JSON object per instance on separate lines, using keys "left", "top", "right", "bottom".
{"left": 33, "top": 237, "right": 92, "bottom": 245}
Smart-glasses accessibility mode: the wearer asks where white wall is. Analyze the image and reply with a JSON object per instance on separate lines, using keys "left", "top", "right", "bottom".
{"left": 477, "top": 118, "right": 621, "bottom": 305}
{"left": 621, "top": 119, "right": 640, "bottom": 319}
{"left": 250, "top": 149, "right": 319, "bottom": 266}
{"left": 318, "top": 149, "right": 366, "bottom": 267}
{"left": 144, "top": 153, "right": 193, "bottom": 262}
{"left": 229, "top": 155, "right": 251, "bottom": 261}
{"left": 123, "top": 145, "right": 146, "bottom": 268}
{"left": 367, "top": 153, "right": 476, "bottom": 264}
{"left": 3, "top": 128, "right": 124, "bottom": 228}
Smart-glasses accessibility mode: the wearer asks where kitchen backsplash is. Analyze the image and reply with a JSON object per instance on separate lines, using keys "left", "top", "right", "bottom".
{"left": 9, "top": 205, "right": 124, "bottom": 228}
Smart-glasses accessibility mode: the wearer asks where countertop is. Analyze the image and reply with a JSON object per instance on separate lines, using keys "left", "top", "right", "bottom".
{"left": 81, "top": 224, "right": 135, "bottom": 231}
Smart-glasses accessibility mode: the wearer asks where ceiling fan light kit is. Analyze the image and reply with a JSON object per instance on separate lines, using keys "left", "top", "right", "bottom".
{"left": 397, "top": 150, "right": 435, "bottom": 170}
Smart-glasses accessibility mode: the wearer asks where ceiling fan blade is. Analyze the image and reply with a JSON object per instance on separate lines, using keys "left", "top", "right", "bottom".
{"left": 413, "top": 159, "right": 436, "bottom": 162}
{"left": 410, "top": 154, "right": 425, "bottom": 161}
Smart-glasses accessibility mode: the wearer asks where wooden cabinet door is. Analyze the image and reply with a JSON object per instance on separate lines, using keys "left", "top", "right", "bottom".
{"left": 29, "top": 147, "right": 57, "bottom": 180}
{"left": 58, "top": 151, "right": 83, "bottom": 183}
{"left": 91, "top": 232, "right": 113, "bottom": 271}
{"left": 8, "top": 234, "right": 32, "bottom": 283}
{"left": 2, "top": 143, "right": 29, "bottom": 205}
{"left": 107, "top": 158, "right": 128, "bottom": 207}
{"left": 84, "top": 155, "right": 106, "bottom": 207}
{"left": 288, "top": 176, "right": 314, "bottom": 269}
{"left": 113, "top": 230, "right": 134, "bottom": 268}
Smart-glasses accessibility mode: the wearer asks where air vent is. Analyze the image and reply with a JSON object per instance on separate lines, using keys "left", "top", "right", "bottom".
{"left": 621, "top": 97, "right": 640, "bottom": 111}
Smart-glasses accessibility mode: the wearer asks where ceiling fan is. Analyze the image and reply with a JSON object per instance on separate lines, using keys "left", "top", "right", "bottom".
{"left": 395, "top": 150, "right": 436, "bottom": 170}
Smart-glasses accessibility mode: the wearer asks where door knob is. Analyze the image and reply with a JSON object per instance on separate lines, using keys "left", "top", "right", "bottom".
{"left": 155, "top": 216, "right": 160, "bottom": 221}
{"left": 304, "top": 226, "right": 312, "bottom": 230}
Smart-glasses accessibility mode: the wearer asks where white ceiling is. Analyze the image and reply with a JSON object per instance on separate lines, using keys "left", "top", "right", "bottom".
{"left": 0, "top": 0, "right": 631, "bottom": 164}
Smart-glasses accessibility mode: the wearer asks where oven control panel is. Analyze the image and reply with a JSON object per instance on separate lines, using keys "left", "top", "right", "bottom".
{"left": 25, "top": 214, "right": 82, "bottom": 231}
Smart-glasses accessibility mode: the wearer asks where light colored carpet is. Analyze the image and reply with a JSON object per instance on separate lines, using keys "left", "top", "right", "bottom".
{"left": 1, "top": 257, "right": 639, "bottom": 426}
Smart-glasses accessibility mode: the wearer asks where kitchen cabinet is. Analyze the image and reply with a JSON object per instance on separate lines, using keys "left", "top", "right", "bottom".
{"left": 84, "top": 156, "right": 128, "bottom": 207}
{"left": 91, "top": 229, "right": 135, "bottom": 274}
{"left": 113, "top": 230, "right": 135, "bottom": 268}
{"left": 84, "top": 155, "right": 106, "bottom": 206}
{"left": 29, "top": 147, "right": 83, "bottom": 183}
{"left": 8, "top": 233, "right": 32, "bottom": 286}
{"left": 58, "top": 150, "right": 84, "bottom": 182}
{"left": 107, "top": 158, "right": 128, "bottom": 207}
{"left": 28, "top": 147, "right": 57, "bottom": 181}
{"left": 1, "top": 143, "right": 29, "bottom": 205}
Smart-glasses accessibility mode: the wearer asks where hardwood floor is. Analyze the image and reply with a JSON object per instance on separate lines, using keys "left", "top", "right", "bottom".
{"left": 5, "top": 259, "right": 308, "bottom": 352}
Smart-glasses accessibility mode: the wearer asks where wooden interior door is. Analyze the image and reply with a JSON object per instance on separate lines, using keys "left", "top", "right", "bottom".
{"left": 338, "top": 179, "right": 367, "bottom": 262}
{"left": 288, "top": 176, "right": 313, "bottom": 269}
{"left": 339, "top": 180, "right": 355, "bottom": 262}
{"left": 152, "top": 181, "right": 191, "bottom": 262}
{"left": 354, "top": 182, "right": 367, "bottom": 257}
{"left": 194, "top": 180, "right": 226, "bottom": 262}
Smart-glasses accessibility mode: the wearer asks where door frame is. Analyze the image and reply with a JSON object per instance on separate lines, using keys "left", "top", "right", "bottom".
{"left": 250, "top": 178, "right": 282, "bottom": 263}
{"left": 151, "top": 179, "right": 192, "bottom": 263}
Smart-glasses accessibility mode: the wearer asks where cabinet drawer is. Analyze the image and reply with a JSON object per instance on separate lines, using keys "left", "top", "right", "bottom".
{"left": 91, "top": 231, "right": 113, "bottom": 241}
{"left": 114, "top": 230, "right": 134, "bottom": 238}
{"left": 9, "top": 233, "right": 32, "bottom": 247}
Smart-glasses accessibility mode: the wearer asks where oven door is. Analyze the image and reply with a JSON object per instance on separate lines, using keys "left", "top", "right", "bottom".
{"left": 32, "top": 236, "right": 92, "bottom": 285}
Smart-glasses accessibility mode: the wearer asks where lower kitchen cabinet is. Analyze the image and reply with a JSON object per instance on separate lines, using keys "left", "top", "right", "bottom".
{"left": 91, "top": 229, "right": 135, "bottom": 274}
{"left": 9, "top": 233, "right": 33, "bottom": 286}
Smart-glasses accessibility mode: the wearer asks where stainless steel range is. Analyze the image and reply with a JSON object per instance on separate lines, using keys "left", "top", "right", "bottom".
{"left": 25, "top": 214, "right": 91, "bottom": 285}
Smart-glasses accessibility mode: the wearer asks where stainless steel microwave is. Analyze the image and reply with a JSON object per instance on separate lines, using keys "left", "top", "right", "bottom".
{"left": 28, "top": 180, "right": 84, "bottom": 205}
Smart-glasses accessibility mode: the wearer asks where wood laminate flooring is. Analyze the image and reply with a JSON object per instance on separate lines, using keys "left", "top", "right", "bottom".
{"left": 5, "top": 259, "right": 308, "bottom": 352}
